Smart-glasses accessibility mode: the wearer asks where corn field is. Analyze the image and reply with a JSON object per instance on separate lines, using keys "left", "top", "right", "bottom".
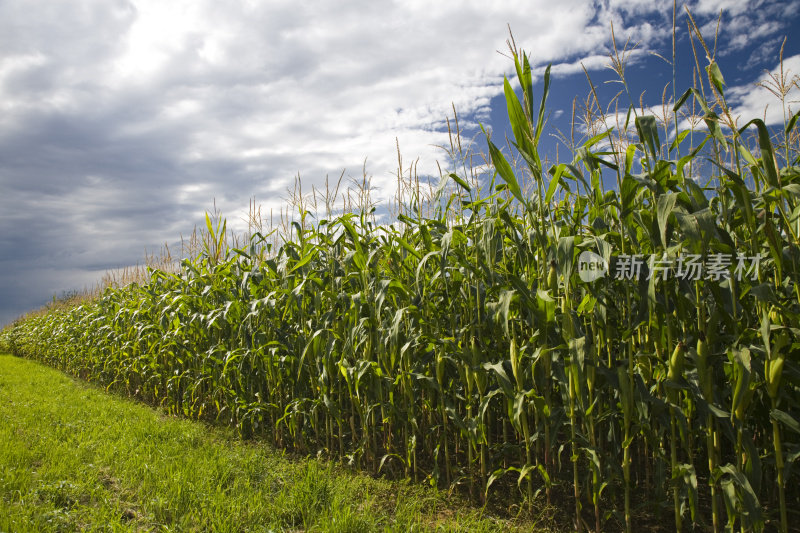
{"left": 2, "top": 27, "right": 800, "bottom": 533}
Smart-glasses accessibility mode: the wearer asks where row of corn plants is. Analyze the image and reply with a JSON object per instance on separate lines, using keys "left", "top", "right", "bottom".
{"left": 3, "top": 30, "right": 800, "bottom": 532}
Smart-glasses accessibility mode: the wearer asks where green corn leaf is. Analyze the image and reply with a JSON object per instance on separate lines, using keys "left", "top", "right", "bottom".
{"left": 704, "top": 112, "right": 728, "bottom": 146}
{"left": 656, "top": 192, "right": 678, "bottom": 248}
{"left": 770, "top": 409, "right": 800, "bottom": 434}
{"left": 635, "top": 115, "right": 660, "bottom": 161}
{"left": 624, "top": 144, "right": 637, "bottom": 176}
{"left": 556, "top": 236, "right": 576, "bottom": 285}
{"left": 716, "top": 464, "right": 763, "bottom": 526}
{"left": 511, "top": 391, "right": 528, "bottom": 431}
{"left": 486, "top": 137, "right": 526, "bottom": 208}
{"left": 287, "top": 247, "right": 317, "bottom": 274}
{"left": 585, "top": 128, "right": 614, "bottom": 149}
{"left": 484, "top": 361, "right": 514, "bottom": 398}
{"left": 786, "top": 109, "right": 800, "bottom": 135}
{"left": 669, "top": 130, "right": 691, "bottom": 154}
{"left": 517, "top": 464, "right": 537, "bottom": 488}
{"left": 534, "top": 64, "right": 551, "bottom": 146}
{"left": 449, "top": 173, "right": 472, "bottom": 194}
{"left": 504, "top": 77, "right": 534, "bottom": 159}
{"left": 706, "top": 61, "right": 726, "bottom": 98}
{"left": 522, "top": 54, "right": 534, "bottom": 118}
{"left": 485, "top": 467, "right": 507, "bottom": 497}
{"left": 673, "top": 88, "right": 692, "bottom": 112}
{"left": 737, "top": 144, "right": 759, "bottom": 167}
{"left": 512, "top": 51, "right": 531, "bottom": 116}
{"left": 545, "top": 165, "right": 566, "bottom": 203}
{"left": 205, "top": 212, "right": 214, "bottom": 237}
{"left": 739, "top": 118, "right": 779, "bottom": 187}
{"left": 496, "top": 290, "right": 515, "bottom": 338}
{"left": 396, "top": 235, "right": 422, "bottom": 260}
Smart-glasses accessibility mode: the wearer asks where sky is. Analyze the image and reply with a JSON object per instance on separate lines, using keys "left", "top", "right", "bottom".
{"left": 1, "top": 0, "right": 799, "bottom": 326}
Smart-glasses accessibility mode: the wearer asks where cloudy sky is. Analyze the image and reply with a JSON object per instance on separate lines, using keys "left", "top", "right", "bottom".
{"left": 1, "top": 0, "right": 798, "bottom": 326}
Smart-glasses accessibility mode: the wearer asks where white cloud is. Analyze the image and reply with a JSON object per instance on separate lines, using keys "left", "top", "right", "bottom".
{"left": 693, "top": 0, "right": 755, "bottom": 16}
{"left": 728, "top": 54, "right": 800, "bottom": 126}
{"left": 690, "top": 0, "right": 798, "bottom": 56}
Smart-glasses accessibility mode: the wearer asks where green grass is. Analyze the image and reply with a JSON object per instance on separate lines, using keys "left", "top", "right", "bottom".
{"left": 0, "top": 353, "right": 547, "bottom": 532}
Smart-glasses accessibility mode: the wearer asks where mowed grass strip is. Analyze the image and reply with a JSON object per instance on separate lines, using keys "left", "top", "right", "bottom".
{"left": 0, "top": 354, "right": 541, "bottom": 533}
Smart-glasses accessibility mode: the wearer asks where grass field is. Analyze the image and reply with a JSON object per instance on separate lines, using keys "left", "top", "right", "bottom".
{"left": 0, "top": 353, "right": 549, "bottom": 532}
